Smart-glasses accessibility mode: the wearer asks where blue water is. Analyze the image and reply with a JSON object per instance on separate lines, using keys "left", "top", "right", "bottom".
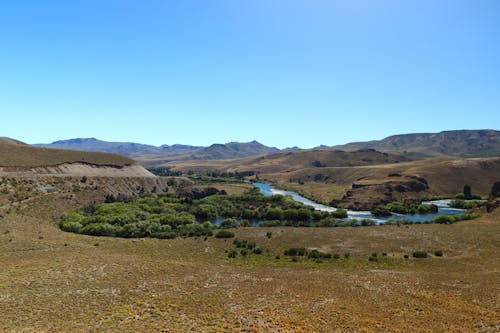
{"left": 252, "top": 182, "right": 465, "bottom": 225}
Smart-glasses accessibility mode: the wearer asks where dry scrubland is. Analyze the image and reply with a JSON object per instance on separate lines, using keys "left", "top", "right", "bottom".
{"left": 168, "top": 155, "right": 500, "bottom": 204}
{"left": 0, "top": 176, "right": 498, "bottom": 332}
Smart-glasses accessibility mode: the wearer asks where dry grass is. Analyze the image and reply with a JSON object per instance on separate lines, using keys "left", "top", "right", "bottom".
{"left": 0, "top": 143, "right": 133, "bottom": 167}
{"left": 0, "top": 177, "right": 498, "bottom": 332}
{"left": 171, "top": 156, "right": 500, "bottom": 203}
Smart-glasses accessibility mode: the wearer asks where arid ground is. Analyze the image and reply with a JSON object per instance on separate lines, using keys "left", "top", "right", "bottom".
{"left": 0, "top": 178, "right": 498, "bottom": 332}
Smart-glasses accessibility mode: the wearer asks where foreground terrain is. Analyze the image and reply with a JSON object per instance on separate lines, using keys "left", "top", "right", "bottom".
{"left": 0, "top": 176, "right": 498, "bottom": 332}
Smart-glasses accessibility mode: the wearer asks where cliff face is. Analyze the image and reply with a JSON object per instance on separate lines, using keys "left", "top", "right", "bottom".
{"left": 0, "top": 163, "right": 155, "bottom": 177}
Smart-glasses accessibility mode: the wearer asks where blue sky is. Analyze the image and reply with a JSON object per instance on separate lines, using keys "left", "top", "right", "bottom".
{"left": 1, "top": 0, "right": 499, "bottom": 148}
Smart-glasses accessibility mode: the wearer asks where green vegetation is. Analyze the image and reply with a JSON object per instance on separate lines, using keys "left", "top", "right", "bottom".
{"left": 433, "top": 212, "right": 480, "bottom": 224}
{"left": 149, "top": 167, "right": 255, "bottom": 183}
{"left": 226, "top": 238, "right": 265, "bottom": 258}
{"left": 490, "top": 181, "right": 500, "bottom": 199}
{"left": 60, "top": 188, "right": 351, "bottom": 238}
{"left": 412, "top": 251, "right": 428, "bottom": 258}
{"left": 449, "top": 199, "right": 482, "bottom": 209}
{"left": 215, "top": 230, "right": 235, "bottom": 238}
{"left": 372, "top": 200, "right": 438, "bottom": 216}
{"left": 434, "top": 250, "right": 444, "bottom": 257}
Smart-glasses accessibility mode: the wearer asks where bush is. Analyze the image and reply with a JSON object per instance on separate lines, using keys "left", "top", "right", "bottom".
{"left": 330, "top": 209, "right": 348, "bottom": 219}
{"left": 434, "top": 250, "right": 443, "bottom": 257}
{"left": 368, "top": 256, "right": 377, "bottom": 262}
{"left": 253, "top": 247, "right": 263, "bottom": 255}
{"left": 266, "top": 231, "right": 272, "bottom": 239}
{"left": 307, "top": 249, "right": 331, "bottom": 259}
{"left": 233, "top": 238, "right": 248, "bottom": 248}
{"left": 214, "top": 230, "right": 235, "bottom": 238}
{"left": 412, "top": 251, "right": 428, "bottom": 258}
{"left": 284, "top": 247, "right": 307, "bottom": 256}
{"left": 450, "top": 199, "right": 481, "bottom": 209}
{"left": 490, "top": 181, "right": 500, "bottom": 199}
{"left": 333, "top": 253, "right": 340, "bottom": 260}
{"left": 433, "top": 215, "right": 457, "bottom": 224}
{"left": 228, "top": 250, "right": 237, "bottom": 258}
{"left": 344, "top": 252, "right": 350, "bottom": 259}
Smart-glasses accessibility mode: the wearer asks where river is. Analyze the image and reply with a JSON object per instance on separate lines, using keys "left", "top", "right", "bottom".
{"left": 252, "top": 182, "right": 465, "bottom": 224}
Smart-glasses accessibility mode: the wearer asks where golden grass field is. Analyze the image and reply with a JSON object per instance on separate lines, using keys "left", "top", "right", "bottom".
{"left": 0, "top": 176, "right": 498, "bottom": 332}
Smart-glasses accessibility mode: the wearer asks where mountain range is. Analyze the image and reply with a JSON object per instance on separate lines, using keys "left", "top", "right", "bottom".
{"left": 35, "top": 138, "right": 280, "bottom": 164}
{"left": 34, "top": 129, "right": 500, "bottom": 166}
{"left": 331, "top": 129, "right": 500, "bottom": 158}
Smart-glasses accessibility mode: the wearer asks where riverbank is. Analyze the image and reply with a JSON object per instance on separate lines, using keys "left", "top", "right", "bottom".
{"left": 252, "top": 182, "right": 467, "bottom": 225}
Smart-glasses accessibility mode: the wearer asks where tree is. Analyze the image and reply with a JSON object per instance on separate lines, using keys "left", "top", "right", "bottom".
{"left": 463, "top": 185, "right": 472, "bottom": 200}
{"left": 490, "top": 181, "right": 500, "bottom": 199}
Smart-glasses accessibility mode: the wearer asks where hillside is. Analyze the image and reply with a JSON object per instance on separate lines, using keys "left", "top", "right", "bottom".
{"left": 331, "top": 129, "right": 500, "bottom": 157}
{"left": 166, "top": 150, "right": 500, "bottom": 209}
{"left": 0, "top": 140, "right": 134, "bottom": 168}
{"left": 164, "top": 149, "right": 411, "bottom": 173}
{"left": 0, "top": 138, "right": 159, "bottom": 177}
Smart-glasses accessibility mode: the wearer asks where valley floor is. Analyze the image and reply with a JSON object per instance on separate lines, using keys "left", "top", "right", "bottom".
{"left": 0, "top": 186, "right": 499, "bottom": 332}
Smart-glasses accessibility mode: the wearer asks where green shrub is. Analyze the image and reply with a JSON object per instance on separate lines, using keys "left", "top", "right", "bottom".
{"left": 433, "top": 215, "right": 457, "bottom": 224}
{"left": 284, "top": 247, "right": 307, "bottom": 256}
{"left": 233, "top": 238, "right": 247, "bottom": 248}
{"left": 266, "top": 231, "right": 272, "bottom": 239}
{"left": 368, "top": 256, "right": 377, "bottom": 262}
{"left": 412, "top": 251, "right": 428, "bottom": 258}
{"left": 450, "top": 199, "right": 481, "bottom": 209}
{"left": 228, "top": 250, "right": 237, "bottom": 258}
{"left": 330, "top": 209, "right": 348, "bottom": 219}
{"left": 434, "top": 250, "right": 443, "bottom": 257}
{"left": 333, "top": 253, "right": 340, "bottom": 260}
{"left": 214, "top": 230, "right": 235, "bottom": 238}
{"left": 253, "top": 247, "right": 263, "bottom": 255}
{"left": 307, "top": 249, "right": 331, "bottom": 259}
{"left": 344, "top": 252, "right": 350, "bottom": 259}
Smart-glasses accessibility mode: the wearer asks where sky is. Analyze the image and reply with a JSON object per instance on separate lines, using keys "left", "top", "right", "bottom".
{"left": 1, "top": 0, "right": 499, "bottom": 149}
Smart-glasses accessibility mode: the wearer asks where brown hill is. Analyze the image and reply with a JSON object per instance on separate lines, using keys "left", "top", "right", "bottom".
{"left": 166, "top": 150, "right": 500, "bottom": 208}
{"left": 331, "top": 129, "right": 500, "bottom": 158}
{"left": 164, "top": 149, "right": 410, "bottom": 173}
{"left": 0, "top": 139, "right": 134, "bottom": 168}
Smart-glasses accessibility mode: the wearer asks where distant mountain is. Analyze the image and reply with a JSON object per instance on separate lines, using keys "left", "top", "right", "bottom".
{"left": 35, "top": 138, "right": 162, "bottom": 156}
{"left": 331, "top": 130, "right": 500, "bottom": 158}
{"left": 189, "top": 141, "right": 279, "bottom": 160}
{"left": 36, "top": 138, "right": 280, "bottom": 162}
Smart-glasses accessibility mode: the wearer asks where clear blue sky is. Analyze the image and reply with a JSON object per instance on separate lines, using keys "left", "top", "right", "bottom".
{"left": 1, "top": 0, "right": 499, "bottom": 148}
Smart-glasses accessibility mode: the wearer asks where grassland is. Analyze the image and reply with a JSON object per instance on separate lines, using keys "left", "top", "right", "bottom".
{"left": 0, "top": 176, "right": 498, "bottom": 332}
{"left": 0, "top": 141, "right": 133, "bottom": 167}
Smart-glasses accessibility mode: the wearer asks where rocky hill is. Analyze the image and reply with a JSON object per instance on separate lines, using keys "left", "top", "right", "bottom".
{"left": 331, "top": 129, "right": 500, "bottom": 158}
